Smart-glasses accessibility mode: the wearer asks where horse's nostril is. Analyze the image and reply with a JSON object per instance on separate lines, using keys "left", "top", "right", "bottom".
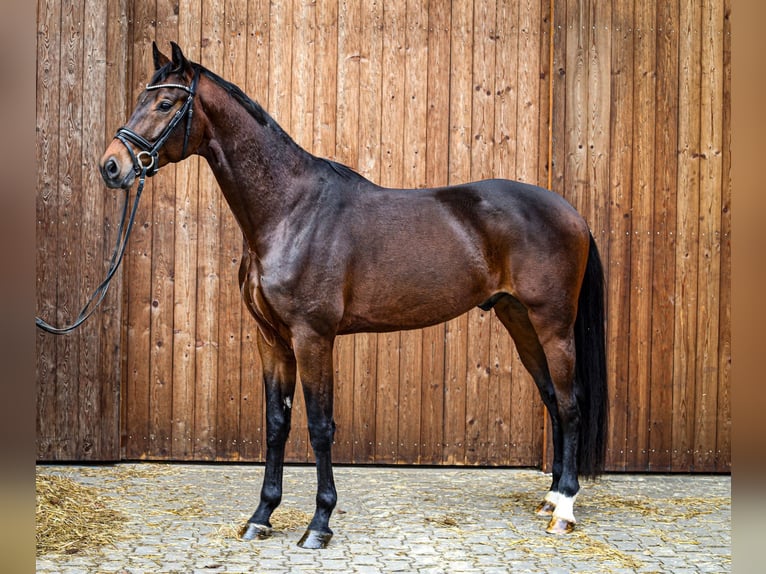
{"left": 105, "top": 158, "right": 120, "bottom": 178}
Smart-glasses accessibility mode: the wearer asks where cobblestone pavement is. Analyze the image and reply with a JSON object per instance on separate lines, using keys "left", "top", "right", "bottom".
{"left": 36, "top": 463, "right": 730, "bottom": 573}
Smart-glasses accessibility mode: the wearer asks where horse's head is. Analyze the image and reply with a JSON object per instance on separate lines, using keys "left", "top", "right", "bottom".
{"left": 100, "top": 42, "right": 203, "bottom": 189}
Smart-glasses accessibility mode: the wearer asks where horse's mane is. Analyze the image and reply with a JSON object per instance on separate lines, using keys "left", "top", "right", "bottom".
{"left": 151, "top": 61, "right": 297, "bottom": 145}
{"left": 152, "top": 60, "right": 368, "bottom": 184}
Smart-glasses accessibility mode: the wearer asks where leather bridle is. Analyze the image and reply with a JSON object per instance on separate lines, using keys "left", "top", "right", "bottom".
{"left": 114, "top": 65, "right": 200, "bottom": 177}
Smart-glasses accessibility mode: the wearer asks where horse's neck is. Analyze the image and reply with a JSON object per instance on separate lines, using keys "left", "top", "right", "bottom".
{"left": 198, "top": 85, "right": 315, "bottom": 250}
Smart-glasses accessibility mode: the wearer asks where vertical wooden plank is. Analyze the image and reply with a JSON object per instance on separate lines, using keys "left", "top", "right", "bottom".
{"left": 146, "top": 0, "right": 180, "bottom": 460}
{"left": 648, "top": 0, "right": 679, "bottom": 472}
{"left": 36, "top": 0, "right": 62, "bottom": 460}
{"left": 515, "top": 0, "right": 542, "bottom": 187}
{"left": 549, "top": 0, "right": 566, "bottom": 196}
{"left": 78, "top": 0, "right": 110, "bottom": 459}
{"left": 267, "top": 0, "right": 293, "bottom": 130}
{"left": 693, "top": 0, "right": 723, "bottom": 470}
{"left": 538, "top": 0, "right": 553, "bottom": 190}
{"left": 100, "top": 0, "right": 130, "bottom": 460}
{"left": 716, "top": 0, "right": 731, "bottom": 472}
{"left": 464, "top": 0, "right": 495, "bottom": 466}
{"left": 420, "top": 0, "right": 450, "bottom": 465}
{"left": 626, "top": 0, "right": 655, "bottom": 471}
{"left": 604, "top": 0, "right": 633, "bottom": 471}
{"left": 59, "top": 0, "right": 87, "bottom": 460}
{"left": 443, "top": 0, "right": 473, "bottom": 465}
{"left": 290, "top": 0, "right": 315, "bottom": 150}
{"left": 313, "top": 0, "right": 339, "bottom": 159}
{"left": 58, "top": 0, "right": 87, "bottom": 460}
{"left": 585, "top": 0, "right": 610, "bottom": 234}
{"left": 563, "top": 0, "right": 588, "bottom": 215}
{"left": 240, "top": 0, "right": 271, "bottom": 461}
{"left": 172, "top": 0, "right": 203, "bottom": 460}
{"left": 397, "top": 0, "right": 429, "bottom": 464}
{"left": 195, "top": 0, "right": 224, "bottom": 460}
{"left": 672, "top": 0, "right": 701, "bottom": 471}
{"left": 215, "top": 0, "right": 249, "bottom": 460}
{"left": 375, "top": 0, "right": 406, "bottom": 464}
{"left": 123, "top": 0, "right": 158, "bottom": 461}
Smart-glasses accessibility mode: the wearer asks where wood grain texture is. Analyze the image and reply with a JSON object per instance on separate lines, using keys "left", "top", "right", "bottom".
{"left": 36, "top": 0, "right": 730, "bottom": 472}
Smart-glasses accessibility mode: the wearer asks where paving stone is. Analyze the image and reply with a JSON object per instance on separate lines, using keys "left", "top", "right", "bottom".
{"left": 35, "top": 464, "right": 730, "bottom": 574}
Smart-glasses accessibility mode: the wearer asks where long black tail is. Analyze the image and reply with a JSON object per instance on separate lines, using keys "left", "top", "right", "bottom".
{"left": 574, "top": 232, "right": 608, "bottom": 478}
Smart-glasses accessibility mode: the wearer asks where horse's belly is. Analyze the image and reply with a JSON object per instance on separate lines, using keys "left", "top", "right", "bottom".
{"left": 337, "top": 279, "right": 487, "bottom": 334}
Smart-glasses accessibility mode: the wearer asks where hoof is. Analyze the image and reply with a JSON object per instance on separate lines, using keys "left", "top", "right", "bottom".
{"left": 240, "top": 522, "right": 272, "bottom": 541}
{"left": 545, "top": 517, "right": 576, "bottom": 535}
{"left": 535, "top": 500, "right": 557, "bottom": 516}
{"left": 297, "top": 528, "right": 333, "bottom": 549}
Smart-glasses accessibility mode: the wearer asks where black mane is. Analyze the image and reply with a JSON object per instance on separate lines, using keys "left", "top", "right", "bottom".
{"left": 151, "top": 60, "right": 296, "bottom": 143}
{"left": 152, "top": 59, "right": 367, "bottom": 183}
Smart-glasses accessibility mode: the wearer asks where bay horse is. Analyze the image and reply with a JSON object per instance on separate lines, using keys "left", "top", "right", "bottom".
{"left": 100, "top": 42, "right": 607, "bottom": 549}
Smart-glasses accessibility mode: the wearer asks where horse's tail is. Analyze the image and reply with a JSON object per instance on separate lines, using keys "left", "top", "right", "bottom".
{"left": 574, "top": 232, "right": 608, "bottom": 478}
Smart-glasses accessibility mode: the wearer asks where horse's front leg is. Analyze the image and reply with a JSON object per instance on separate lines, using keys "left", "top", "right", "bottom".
{"left": 293, "top": 330, "right": 337, "bottom": 549}
{"left": 241, "top": 331, "right": 297, "bottom": 541}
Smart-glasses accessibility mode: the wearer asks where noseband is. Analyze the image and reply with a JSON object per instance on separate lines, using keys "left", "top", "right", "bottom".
{"left": 115, "top": 66, "right": 200, "bottom": 177}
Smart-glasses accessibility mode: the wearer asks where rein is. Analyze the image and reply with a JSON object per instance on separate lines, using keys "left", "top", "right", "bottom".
{"left": 35, "top": 170, "right": 147, "bottom": 334}
{"left": 36, "top": 68, "right": 200, "bottom": 335}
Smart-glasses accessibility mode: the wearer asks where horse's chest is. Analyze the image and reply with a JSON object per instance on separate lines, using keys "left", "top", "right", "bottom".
{"left": 242, "top": 254, "right": 301, "bottom": 341}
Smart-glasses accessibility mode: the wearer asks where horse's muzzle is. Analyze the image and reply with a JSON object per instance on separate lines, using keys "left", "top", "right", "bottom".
{"left": 99, "top": 151, "right": 136, "bottom": 190}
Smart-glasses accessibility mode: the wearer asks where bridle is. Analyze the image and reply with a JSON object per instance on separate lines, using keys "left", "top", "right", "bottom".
{"left": 36, "top": 67, "right": 200, "bottom": 335}
{"left": 115, "top": 65, "right": 200, "bottom": 177}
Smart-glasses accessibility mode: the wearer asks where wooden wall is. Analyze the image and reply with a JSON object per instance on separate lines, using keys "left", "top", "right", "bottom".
{"left": 36, "top": 0, "right": 130, "bottom": 460}
{"left": 548, "top": 0, "right": 731, "bottom": 472}
{"left": 36, "top": 0, "right": 731, "bottom": 472}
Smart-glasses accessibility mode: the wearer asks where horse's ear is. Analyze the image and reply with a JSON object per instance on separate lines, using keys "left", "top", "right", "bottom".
{"left": 170, "top": 42, "right": 190, "bottom": 72}
{"left": 152, "top": 41, "right": 170, "bottom": 70}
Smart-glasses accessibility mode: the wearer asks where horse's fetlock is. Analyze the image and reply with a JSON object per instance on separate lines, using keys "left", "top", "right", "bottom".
{"left": 316, "top": 488, "right": 337, "bottom": 512}
{"left": 260, "top": 485, "right": 282, "bottom": 508}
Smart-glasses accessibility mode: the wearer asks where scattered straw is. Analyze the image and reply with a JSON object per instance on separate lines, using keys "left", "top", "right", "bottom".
{"left": 36, "top": 473, "right": 126, "bottom": 556}
{"left": 270, "top": 507, "right": 313, "bottom": 531}
{"left": 424, "top": 514, "right": 461, "bottom": 529}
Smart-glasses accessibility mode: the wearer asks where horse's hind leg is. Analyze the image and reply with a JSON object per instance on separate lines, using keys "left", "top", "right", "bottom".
{"left": 493, "top": 295, "right": 578, "bottom": 534}
{"left": 241, "top": 331, "right": 297, "bottom": 540}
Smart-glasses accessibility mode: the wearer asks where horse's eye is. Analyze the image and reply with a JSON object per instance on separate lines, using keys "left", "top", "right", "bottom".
{"left": 158, "top": 100, "right": 174, "bottom": 112}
